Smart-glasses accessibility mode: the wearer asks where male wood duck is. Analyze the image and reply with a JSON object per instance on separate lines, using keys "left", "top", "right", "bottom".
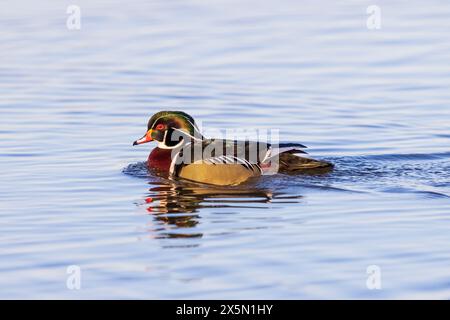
{"left": 133, "top": 111, "right": 332, "bottom": 186}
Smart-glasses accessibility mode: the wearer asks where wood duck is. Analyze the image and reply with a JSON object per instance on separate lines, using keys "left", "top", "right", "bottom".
{"left": 133, "top": 111, "right": 332, "bottom": 186}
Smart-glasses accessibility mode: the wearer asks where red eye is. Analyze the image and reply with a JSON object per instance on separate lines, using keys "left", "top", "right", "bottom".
{"left": 155, "top": 124, "right": 165, "bottom": 130}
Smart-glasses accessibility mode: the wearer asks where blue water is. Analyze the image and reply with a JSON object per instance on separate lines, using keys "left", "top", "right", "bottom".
{"left": 1, "top": 0, "right": 450, "bottom": 299}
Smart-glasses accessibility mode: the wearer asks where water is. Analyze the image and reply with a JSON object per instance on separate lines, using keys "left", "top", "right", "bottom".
{"left": 1, "top": 0, "right": 450, "bottom": 299}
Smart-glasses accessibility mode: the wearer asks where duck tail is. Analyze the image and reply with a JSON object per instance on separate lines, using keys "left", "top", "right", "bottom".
{"left": 277, "top": 152, "right": 333, "bottom": 173}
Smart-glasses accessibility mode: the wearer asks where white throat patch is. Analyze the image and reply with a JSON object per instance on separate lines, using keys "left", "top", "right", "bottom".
{"left": 157, "top": 130, "right": 185, "bottom": 149}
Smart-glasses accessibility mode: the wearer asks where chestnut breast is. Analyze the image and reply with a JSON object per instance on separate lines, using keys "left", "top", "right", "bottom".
{"left": 147, "top": 148, "right": 174, "bottom": 172}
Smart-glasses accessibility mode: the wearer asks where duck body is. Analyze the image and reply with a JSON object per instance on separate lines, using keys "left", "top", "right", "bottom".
{"left": 147, "top": 139, "right": 263, "bottom": 185}
{"left": 134, "top": 111, "right": 333, "bottom": 186}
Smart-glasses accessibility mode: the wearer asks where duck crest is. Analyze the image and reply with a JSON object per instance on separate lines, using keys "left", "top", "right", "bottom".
{"left": 148, "top": 110, "right": 199, "bottom": 137}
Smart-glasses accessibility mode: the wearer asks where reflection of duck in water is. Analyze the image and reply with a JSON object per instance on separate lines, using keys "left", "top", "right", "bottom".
{"left": 133, "top": 111, "right": 332, "bottom": 186}
{"left": 141, "top": 180, "right": 302, "bottom": 239}
{"left": 145, "top": 181, "right": 275, "bottom": 214}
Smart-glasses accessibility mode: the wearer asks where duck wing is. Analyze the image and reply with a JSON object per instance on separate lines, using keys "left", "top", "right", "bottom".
{"left": 170, "top": 139, "right": 267, "bottom": 184}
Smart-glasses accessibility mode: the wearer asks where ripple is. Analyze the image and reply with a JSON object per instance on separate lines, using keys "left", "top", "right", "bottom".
{"left": 360, "top": 152, "right": 450, "bottom": 161}
{"left": 124, "top": 150, "right": 450, "bottom": 200}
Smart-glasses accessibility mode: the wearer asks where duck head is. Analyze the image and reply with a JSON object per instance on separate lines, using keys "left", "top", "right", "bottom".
{"left": 133, "top": 111, "right": 202, "bottom": 149}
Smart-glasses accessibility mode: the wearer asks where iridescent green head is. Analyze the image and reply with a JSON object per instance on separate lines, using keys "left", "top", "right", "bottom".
{"left": 133, "top": 111, "right": 202, "bottom": 148}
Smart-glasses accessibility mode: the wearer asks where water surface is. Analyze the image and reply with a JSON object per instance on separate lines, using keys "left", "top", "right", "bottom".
{"left": 1, "top": 0, "right": 450, "bottom": 299}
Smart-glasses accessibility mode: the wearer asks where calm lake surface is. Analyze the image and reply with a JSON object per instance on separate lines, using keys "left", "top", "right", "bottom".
{"left": 1, "top": 0, "right": 449, "bottom": 299}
